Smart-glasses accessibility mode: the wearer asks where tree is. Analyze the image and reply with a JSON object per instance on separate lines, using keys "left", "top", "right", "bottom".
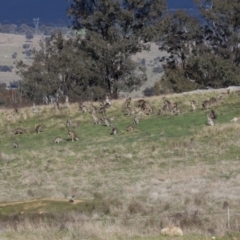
{"left": 65, "top": 0, "right": 167, "bottom": 98}
{"left": 16, "top": 31, "right": 96, "bottom": 103}
{"left": 25, "top": 30, "right": 34, "bottom": 41}
{"left": 17, "top": 0, "right": 167, "bottom": 101}
{"left": 158, "top": 2, "right": 240, "bottom": 92}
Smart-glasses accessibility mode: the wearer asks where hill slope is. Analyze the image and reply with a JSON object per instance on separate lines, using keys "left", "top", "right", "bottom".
{"left": 1, "top": 89, "right": 240, "bottom": 238}
{"left": 0, "top": 33, "right": 165, "bottom": 97}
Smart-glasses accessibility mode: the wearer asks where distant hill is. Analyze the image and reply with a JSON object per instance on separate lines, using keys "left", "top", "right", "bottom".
{"left": 0, "top": 32, "right": 166, "bottom": 97}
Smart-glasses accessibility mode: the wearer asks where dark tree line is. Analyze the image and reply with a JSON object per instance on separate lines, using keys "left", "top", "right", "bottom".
{"left": 15, "top": 0, "right": 240, "bottom": 103}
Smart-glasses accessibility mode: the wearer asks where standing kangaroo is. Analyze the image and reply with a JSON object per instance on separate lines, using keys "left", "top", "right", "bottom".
{"left": 68, "top": 129, "right": 79, "bottom": 142}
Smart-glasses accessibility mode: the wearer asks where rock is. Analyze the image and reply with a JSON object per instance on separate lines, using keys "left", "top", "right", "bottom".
{"left": 161, "top": 226, "right": 183, "bottom": 237}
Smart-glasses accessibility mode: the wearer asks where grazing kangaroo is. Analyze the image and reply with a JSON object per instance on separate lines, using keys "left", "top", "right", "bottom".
{"left": 98, "top": 103, "right": 110, "bottom": 114}
{"left": 207, "top": 114, "right": 215, "bottom": 126}
{"left": 209, "top": 109, "right": 217, "bottom": 119}
{"left": 13, "top": 141, "right": 19, "bottom": 148}
{"left": 105, "top": 96, "right": 111, "bottom": 106}
{"left": 202, "top": 100, "right": 210, "bottom": 109}
{"left": 171, "top": 103, "right": 180, "bottom": 115}
{"left": 92, "top": 111, "right": 102, "bottom": 124}
{"left": 123, "top": 106, "right": 136, "bottom": 115}
{"left": 64, "top": 95, "right": 69, "bottom": 108}
{"left": 111, "top": 127, "right": 118, "bottom": 135}
{"left": 54, "top": 137, "right": 63, "bottom": 143}
{"left": 66, "top": 119, "right": 78, "bottom": 128}
{"left": 14, "top": 128, "right": 26, "bottom": 134}
{"left": 208, "top": 97, "right": 217, "bottom": 105}
{"left": 68, "top": 129, "right": 79, "bottom": 142}
{"left": 207, "top": 110, "right": 217, "bottom": 126}
{"left": 35, "top": 125, "right": 42, "bottom": 133}
{"left": 79, "top": 102, "right": 88, "bottom": 113}
{"left": 69, "top": 195, "right": 74, "bottom": 203}
{"left": 191, "top": 100, "right": 196, "bottom": 111}
{"left": 162, "top": 103, "right": 171, "bottom": 113}
{"left": 126, "top": 124, "right": 136, "bottom": 132}
{"left": 103, "top": 117, "right": 111, "bottom": 127}
{"left": 32, "top": 103, "right": 38, "bottom": 113}
{"left": 157, "top": 108, "right": 162, "bottom": 116}
{"left": 133, "top": 116, "right": 139, "bottom": 124}
{"left": 231, "top": 117, "right": 238, "bottom": 122}
{"left": 14, "top": 108, "right": 19, "bottom": 114}
{"left": 123, "top": 97, "right": 132, "bottom": 108}
{"left": 109, "top": 116, "right": 116, "bottom": 122}
{"left": 134, "top": 99, "right": 146, "bottom": 109}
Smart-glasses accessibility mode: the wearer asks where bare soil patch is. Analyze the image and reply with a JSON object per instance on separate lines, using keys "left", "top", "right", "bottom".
{"left": 0, "top": 198, "right": 83, "bottom": 207}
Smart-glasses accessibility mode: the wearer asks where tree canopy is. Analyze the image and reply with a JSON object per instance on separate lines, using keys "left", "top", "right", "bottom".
{"left": 16, "top": 0, "right": 240, "bottom": 101}
{"left": 158, "top": 0, "right": 240, "bottom": 92}
{"left": 16, "top": 0, "right": 167, "bottom": 102}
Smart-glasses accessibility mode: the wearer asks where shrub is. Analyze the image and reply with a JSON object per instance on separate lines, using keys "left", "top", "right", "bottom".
{"left": 0, "top": 65, "right": 13, "bottom": 72}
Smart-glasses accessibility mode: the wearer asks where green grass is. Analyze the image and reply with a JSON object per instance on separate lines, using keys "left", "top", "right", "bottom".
{"left": 1, "top": 91, "right": 240, "bottom": 238}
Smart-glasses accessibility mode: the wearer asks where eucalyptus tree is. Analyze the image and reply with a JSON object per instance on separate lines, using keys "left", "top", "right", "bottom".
{"left": 16, "top": 31, "right": 96, "bottom": 103}
{"left": 16, "top": 0, "right": 168, "bottom": 101}
{"left": 158, "top": 1, "right": 240, "bottom": 92}
{"left": 67, "top": 0, "right": 167, "bottom": 98}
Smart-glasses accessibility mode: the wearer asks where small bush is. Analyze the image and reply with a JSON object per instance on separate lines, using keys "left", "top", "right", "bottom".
{"left": 22, "top": 44, "right": 30, "bottom": 49}
{"left": 0, "top": 65, "right": 13, "bottom": 72}
{"left": 141, "top": 58, "right": 146, "bottom": 66}
{"left": 12, "top": 52, "right": 17, "bottom": 59}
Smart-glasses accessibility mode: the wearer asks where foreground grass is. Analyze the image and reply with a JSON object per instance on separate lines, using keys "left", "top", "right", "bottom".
{"left": 1, "top": 89, "right": 240, "bottom": 239}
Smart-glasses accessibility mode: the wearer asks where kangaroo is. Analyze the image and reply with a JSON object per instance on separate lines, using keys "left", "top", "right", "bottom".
{"left": 209, "top": 109, "right": 217, "bottom": 120}
{"left": 13, "top": 141, "right": 19, "bottom": 148}
{"left": 14, "top": 128, "right": 26, "bottom": 134}
{"left": 54, "top": 137, "right": 63, "bottom": 144}
{"left": 133, "top": 116, "right": 139, "bottom": 124}
{"left": 91, "top": 103, "right": 98, "bottom": 113}
{"left": 68, "top": 129, "right": 79, "bottom": 142}
{"left": 171, "top": 103, "right": 180, "bottom": 115}
{"left": 126, "top": 124, "right": 136, "bottom": 132}
{"left": 98, "top": 103, "right": 110, "bottom": 114}
{"left": 111, "top": 127, "right": 118, "bottom": 135}
{"left": 231, "top": 117, "right": 238, "bottom": 122}
{"left": 53, "top": 101, "right": 60, "bottom": 110}
{"left": 66, "top": 119, "right": 78, "bottom": 128}
{"left": 191, "top": 100, "right": 196, "bottom": 111}
{"left": 157, "top": 108, "right": 162, "bottom": 116}
{"left": 109, "top": 116, "right": 116, "bottom": 122}
{"left": 35, "top": 125, "right": 42, "bottom": 133}
{"left": 32, "top": 103, "right": 38, "bottom": 113}
{"left": 69, "top": 195, "right": 75, "bottom": 203}
{"left": 123, "top": 106, "right": 136, "bottom": 115}
{"left": 79, "top": 103, "right": 88, "bottom": 113}
{"left": 105, "top": 96, "right": 111, "bottom": 106}
{"left": 64, "top": 95, "right": 69, "bottom": 108}
{"left": 209, "top": 97, "right": 217, "bottom": 105}
{"left": 162, "top": 97, "right": 171, "bottom": 106}
{"left": 207, "top": 114, "right": 215, "bottom": 126}
{"left": 14, "top": 108, "right": 19, "bottom": 114}
{"left": 207, "top": 110, "right": 217, "bottom": 126}
{"left": 162, "top": 103, "right": 170, "bottom": 113}
{"left": 92, "top": 111, "right": 102, "bottom": 124}
{"left": 123, "top": 97, "right": 132, "bottom": 108}
{"left": 103, "top": 117, "right": 111, "bottom": 127}
{"left": 202, "top": 100, "right": 210, "bottom": 109}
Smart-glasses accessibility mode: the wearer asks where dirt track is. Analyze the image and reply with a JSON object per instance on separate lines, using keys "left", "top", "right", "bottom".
{"left": 0, "top": 198, "right": 83, "bottom": 207}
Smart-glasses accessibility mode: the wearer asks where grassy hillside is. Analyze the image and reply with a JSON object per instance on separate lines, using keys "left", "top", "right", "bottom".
{"left": 0, "top": 33, "right": 42, "bottom": 84}
{"left": 0, "top": 33, "right": 164, "bottom": 97}
{"left": 0, "top": 89, "right": 240, "bottom": 239}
